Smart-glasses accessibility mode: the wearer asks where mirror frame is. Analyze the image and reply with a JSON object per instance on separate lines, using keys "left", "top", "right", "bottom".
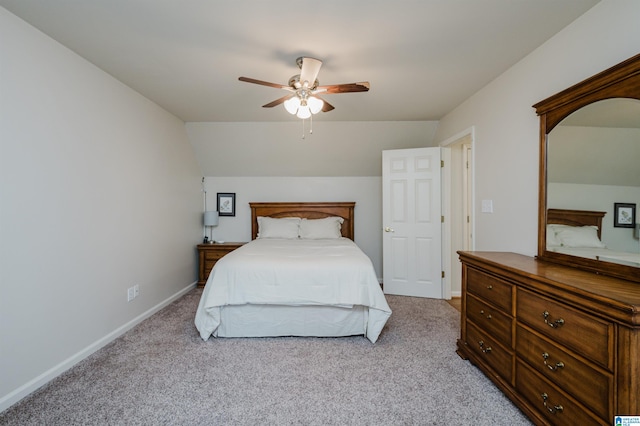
{"left": 534, "top": 53, "right": 640, "bottom": 283}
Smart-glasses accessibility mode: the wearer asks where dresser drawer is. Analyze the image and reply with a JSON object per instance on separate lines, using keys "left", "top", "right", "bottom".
{"left": 516, "top": 360, "right": 607, "bottom": 426}
{"left": 466, "top": 267, "right": 513, "bottom": 313}
{"left": 204, "top": 258, "right": 218, "bottom": 272}
{"left": 516, "top": 324, "right": 612, "bottom": 420}
{"left": 517, "top": 289, "right": 613, "bottom": 369}
{"left": 466, "top": 294, "right": 513, "bottom": 347}
{"left": 466, "top": 321, "right": 513, "bottom": 383}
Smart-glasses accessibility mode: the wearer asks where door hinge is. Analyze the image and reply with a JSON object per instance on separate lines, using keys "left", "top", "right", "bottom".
{"left": 441, "top": 271, "right": 445, "bottom": 278}
{"left": 441, "top": 215, "right": 445, "bottom": 223}
{"left": 441, "top": 160, "right": 444, "bottom": 168}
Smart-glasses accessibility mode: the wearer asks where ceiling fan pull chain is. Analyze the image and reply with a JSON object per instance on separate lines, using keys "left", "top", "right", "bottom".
{"left": 301, "top": 118, "right": 305, "bottom": 139}
{"left": 310, "top": 114, "right": 313, "bottom": 134}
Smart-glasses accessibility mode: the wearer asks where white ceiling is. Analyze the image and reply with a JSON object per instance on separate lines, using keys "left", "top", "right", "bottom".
{"left": 1, "top": 0, "right": 600, "bottom": 123}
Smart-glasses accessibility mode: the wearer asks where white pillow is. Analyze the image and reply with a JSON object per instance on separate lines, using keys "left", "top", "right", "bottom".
{"left": 555, "top": 225, "right": 606, "bottom": 248}
{"left": 257, "top": 216, "right": 300, "bottom": 239}
{"left": 546, "top": 225, "right": 562, "bottom": 248}
{"left": 298, "top": 217, "right": 344, "bottom": 239}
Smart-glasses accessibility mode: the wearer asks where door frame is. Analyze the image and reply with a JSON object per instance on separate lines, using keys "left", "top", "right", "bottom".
{"left": 440, "top": 126, "right": 475, "bottom": 299}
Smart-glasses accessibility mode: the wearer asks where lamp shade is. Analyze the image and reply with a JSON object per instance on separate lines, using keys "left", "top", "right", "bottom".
{"left": 204, "top": 211, "right": 219, "bottom": 227}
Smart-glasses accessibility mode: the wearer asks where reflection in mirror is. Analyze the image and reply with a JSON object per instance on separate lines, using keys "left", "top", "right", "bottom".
{"left": 546, "top": 98, "right": 640, "bottom": 267}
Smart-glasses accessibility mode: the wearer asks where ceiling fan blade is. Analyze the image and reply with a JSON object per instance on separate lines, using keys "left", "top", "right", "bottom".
{"left": 299, "top": 57, "right": 323, "bottom": 87}
{"left": 262, "top": 94, "right": 294, "bottom": 108}
{"left": 238, "top": 76, "right": 291, "bottom": 90}
{"left": 315, "top": 82, "right": 370, "bottom": 94}
{"left": 315, "top": 96, "right": 335, "bottom": 112}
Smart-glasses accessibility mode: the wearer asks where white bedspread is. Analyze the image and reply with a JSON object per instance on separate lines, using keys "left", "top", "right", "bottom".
{"left": 195, "top": 238, "right": 392, "bottom": 343}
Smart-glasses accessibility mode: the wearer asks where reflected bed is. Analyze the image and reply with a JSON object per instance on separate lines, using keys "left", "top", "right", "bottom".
{"left": 546, "top": 208, "right": 640, "bottom": 267}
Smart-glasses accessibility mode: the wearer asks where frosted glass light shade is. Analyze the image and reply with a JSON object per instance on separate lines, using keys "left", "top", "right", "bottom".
{"left": 204, "top": 211, "right": 219, "bottom": 226}
{"left": 308, "top": 96, "right": 324, "bottom": 114}
{"left": 296, "top": 105, "right": 311, "bottom": 119}
{"left": 284, "top": 96, "right": 300, "bottom": 115}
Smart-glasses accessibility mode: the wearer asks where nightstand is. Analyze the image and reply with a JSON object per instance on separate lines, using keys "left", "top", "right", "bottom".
{"left": 197, "top": 242, "right": 246, "bottom": 287}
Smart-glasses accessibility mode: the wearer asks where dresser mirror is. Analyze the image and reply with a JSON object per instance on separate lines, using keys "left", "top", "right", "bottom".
{"left": 534, "top": 53, "right": 640, "bottom": 283}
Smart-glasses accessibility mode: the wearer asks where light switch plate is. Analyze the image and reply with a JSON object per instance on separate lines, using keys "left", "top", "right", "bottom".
{"left": 481, "top": 199, "right": 493, "bottom": 213}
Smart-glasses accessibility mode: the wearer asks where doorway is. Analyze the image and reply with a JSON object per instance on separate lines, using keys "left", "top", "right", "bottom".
{"left": 441, "top": 128, "right": 474, "bottom": 298}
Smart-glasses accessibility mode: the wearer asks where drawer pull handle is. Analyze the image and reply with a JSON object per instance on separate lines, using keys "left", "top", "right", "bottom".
{"left": 541, "top": 393, "right": 563, "bottom": 414}
{"left": 479, "top": 310, "right": 492, "bottom": 319}
{"left": 542, "top": 352, "right": 565, "bottom": 371}
{"left": 542, "top": 311, "right": 565, "bottom": 328}
{"left": 486, "top": 285, "right": 493, "bottom": 290}
{"left": 478, "top": 340, "right": 492, "bottom": 353}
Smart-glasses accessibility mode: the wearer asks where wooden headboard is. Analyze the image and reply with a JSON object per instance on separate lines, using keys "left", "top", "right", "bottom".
{"left": 249, "top": 202, "right": 355, "bottom": 240}
{"left": 547, "top": 209, "right": 606, "bottom": 238}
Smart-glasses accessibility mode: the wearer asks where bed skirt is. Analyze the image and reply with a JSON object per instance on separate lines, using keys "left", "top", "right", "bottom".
{"left": 214, "top": 304, "right": 368, "bottom": 338}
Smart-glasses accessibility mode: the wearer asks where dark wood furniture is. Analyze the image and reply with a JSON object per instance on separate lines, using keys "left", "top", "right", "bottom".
{"left": 534, "top": 53, "right": 640, "bottom": 283}
{"left": 459, "top": 54, "right": 640, "bottom": 425}
{"left": 458, "top": 251, "right": 640, "bottom": 426}
{"left": 197, "top": 242, "right": 246, "bottom": 287}
{"left": 249, "top": 202, "right": 355, "bottom": 240}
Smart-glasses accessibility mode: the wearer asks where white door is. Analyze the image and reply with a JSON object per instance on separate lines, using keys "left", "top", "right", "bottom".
{"left": 382, "top": 147, "right": 442, "bottom": 298}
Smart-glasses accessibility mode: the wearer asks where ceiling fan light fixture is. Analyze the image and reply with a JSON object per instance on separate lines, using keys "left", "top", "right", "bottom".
{"left": 284, "top": 96, "right": 300, "bottom": 115}
{"left": 239, "top": 56, "right": 370, "bottom": 133}
{"left": 308, "top": 96, "right": 324, "bottom": 114}
{"left": 296, "top": 104, "right": 311, "bottom": 119}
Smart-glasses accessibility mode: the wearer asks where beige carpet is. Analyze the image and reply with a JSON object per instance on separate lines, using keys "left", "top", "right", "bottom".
{"left": 0, "top": 289, "right": 532, "bottom": 425}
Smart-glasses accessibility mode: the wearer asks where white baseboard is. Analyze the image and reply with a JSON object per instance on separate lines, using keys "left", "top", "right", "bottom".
{"left": 451, "top": 290, "right": 461, "bottom": 298}
{"left": 0, "top": 282, "right": 197, "bottom": 413}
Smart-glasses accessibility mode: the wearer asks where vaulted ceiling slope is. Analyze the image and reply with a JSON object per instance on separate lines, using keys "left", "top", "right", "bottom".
{"left": 0, "top": 0, "right": 599, "bottom": 123}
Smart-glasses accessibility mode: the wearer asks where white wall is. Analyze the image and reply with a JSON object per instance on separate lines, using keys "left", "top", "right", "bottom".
{"left": 187, "top": 121, "right": 439, "bottom": 177}
{"left": 190, "top": 121, "right": 442, "bottom": 280}
{"left": 434, "top": 0, "right": 640, "bottom": 258}
{"left": 0, "top": 8, "right": 202, "bottom": 410}
{"left": 203, "top": 177, "right": 384, "bottom": 277}
{"left": 549, "top": 126, "right": 640, "bottom": 186}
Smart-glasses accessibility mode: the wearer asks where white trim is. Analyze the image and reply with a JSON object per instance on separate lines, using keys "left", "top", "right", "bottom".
{"left": 0, "top": 282, "right": 197, "bottom": 413}
{"left": 439, "top": 126, "right": 476, "bottom": 299}
{"left": 440, "top": 126, "right": 475, "bottom": 149}
{"left": 440, "top": 146, "right": 452, "bottom": 299}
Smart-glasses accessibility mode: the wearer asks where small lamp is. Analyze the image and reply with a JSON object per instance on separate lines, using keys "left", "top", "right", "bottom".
{"left": 203, "top": 211, "right": 219, "bottom": 244}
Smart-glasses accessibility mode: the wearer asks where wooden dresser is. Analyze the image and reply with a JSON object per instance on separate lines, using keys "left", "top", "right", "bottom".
{"left": 197, "top": 242, "right": 246, "bottom": 287}
{"left": 457, "top": 251, "right": 640, "bottom": 426}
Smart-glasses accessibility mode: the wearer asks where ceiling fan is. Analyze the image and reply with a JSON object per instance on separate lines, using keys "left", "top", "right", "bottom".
{"left": 238, "top": 57, "right": 370, "bottom": 119}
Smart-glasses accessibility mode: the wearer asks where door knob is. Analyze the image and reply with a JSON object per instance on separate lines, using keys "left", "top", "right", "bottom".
{"left": 384, "top": 226, "right": 394, "bottom": 232}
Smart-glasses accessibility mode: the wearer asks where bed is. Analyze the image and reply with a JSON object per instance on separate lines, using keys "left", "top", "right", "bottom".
{"left": 546, "top": 208, "right": 640, "bottom": 267}
{"left": 194, "top": 202, "right": 391, "bottom": 343}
